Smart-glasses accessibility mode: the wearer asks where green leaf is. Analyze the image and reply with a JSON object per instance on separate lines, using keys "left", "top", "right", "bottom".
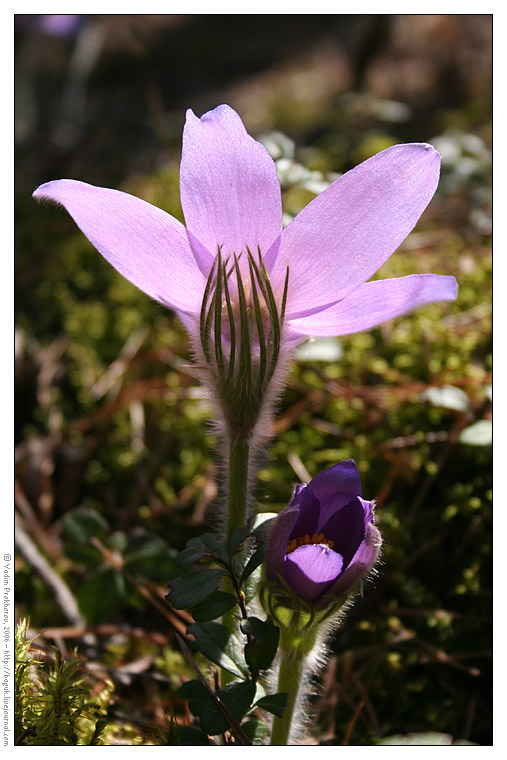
{"left": 61, "top": 506, "right": 110, "bottom": 544}
{"left": 77, "top": 566, "right": 123, "bottom": 625}
{"left": 227, "top": 524, "right": 253, "bottom": 556}
{"left": 175, "top": 546, "right": 211, "bottom": 568}
{"left": 182, "top": 680, "right": 256, "bottom": 737}
{"left": 241, "top": 718, "right": 270, "bottom": 745}
{"left": 167, "top": 568, "right": 226, "bottom": 609}
{"left": 239, "top": 545, "right": 266, "bottom": 584}
{"left": 191, "top": 591, "right": 237, "bottom": 622}
{"left": 180, "top": 680, "right": 229, "bottom": 736}
{"left": 61, "top": 507, "right": 110, "bottom": 566}
{"left": 175, "top": 534, "right": 219, "bottom": 567}
{"left": 218, "top": 680, "right": 256, "bottom": 726}
{"left": 255, "top": 692, "right": 289, "bottom": 718}
{"left": 187, "top": 622, "right": 249, "bottom": 679}
{"left": 243, "top": 618, "right": 279, "bottom": 675}
{"left": 191, "top": 696, "right": 230, "bottom": 736}
{"left": 179, "top": 679, "right": 210, "bottom": 701}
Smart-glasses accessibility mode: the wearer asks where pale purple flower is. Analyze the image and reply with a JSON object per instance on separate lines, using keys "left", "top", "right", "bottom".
{"left": 265, "top": 460, "right": 380, "bottom": 608}
{"left": 33, "top": 104, "right": 457, "bottom": 348}
{"left": 37, "top": 15, "right": 86, "bottom": 38}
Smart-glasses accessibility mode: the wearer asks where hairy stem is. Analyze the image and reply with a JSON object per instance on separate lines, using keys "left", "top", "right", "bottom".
{"left": 221, "top": 433, "right": 251, "bottom": 688}
{"left": 270, "top": 648, "right": 306, "bottom": 745}
{"left": 226, "top": 434, "right": 250, "bottom": 541}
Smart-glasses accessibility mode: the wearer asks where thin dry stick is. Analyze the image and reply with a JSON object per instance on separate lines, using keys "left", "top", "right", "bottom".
{"left": 15, "top": 517, "right": 86, "bottom": 628}
{"left": 342, "top": 700, "right": 365, "bottom": 746}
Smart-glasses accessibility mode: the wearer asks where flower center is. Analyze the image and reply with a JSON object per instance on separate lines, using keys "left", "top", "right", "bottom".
{"left": 287, "top": 532, "right": 335, "bottom": 555}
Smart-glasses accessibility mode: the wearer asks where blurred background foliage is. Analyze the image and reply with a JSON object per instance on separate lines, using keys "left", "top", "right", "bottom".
{"left": 15, "top": 14, "right": 491, "bottom": 745}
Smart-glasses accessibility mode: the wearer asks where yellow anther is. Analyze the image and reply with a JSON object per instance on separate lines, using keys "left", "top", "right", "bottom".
{"left": 286, "top": 532, "right": 335, "bottom": 555}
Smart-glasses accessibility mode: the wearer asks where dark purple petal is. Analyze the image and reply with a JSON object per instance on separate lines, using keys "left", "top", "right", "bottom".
{"left": 288, "top": 483, "right": 320, "bottom": 540}
{"left": 346, "top": 519, "right": 381, "bottom": 569}
{"left": 284, "top": 544, "right": 344, "bottom": 603}
{"left": 308, "top": 460, "right": 362, "bottom": 526}
{"left": 316, "top": 522, "right": 382, "bottom": 607}
{"left": 265, "top": 507, "right": 299, "bottom": 583}
{"left": 357, "top": 496, "right": 375, "bottom": 526}
{"left": 320, "top": 497, "right": 365, "bottom": 567}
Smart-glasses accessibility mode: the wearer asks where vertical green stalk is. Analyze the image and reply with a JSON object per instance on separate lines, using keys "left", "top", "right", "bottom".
{"left": 225, "top": 434, "right": 250, "bottom": 541}
{"left": 270, "top": 648, "right": 306, "bottom": 745}
{"left": 221, "top": 433, "right": 251, "bottom": 689}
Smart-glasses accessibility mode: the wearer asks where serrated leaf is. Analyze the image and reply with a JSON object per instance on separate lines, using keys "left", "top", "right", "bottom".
{"left": 167, "top": 568, "right": 226, "bottom": 609}
{"left": 255, "top": 692, "right": 289, "bottom": 718}
{"left": 191, "top": 591, "right": 237, "bottom": 622}
{"left": 187, "top": 622, "right": 249, "bottom": 679}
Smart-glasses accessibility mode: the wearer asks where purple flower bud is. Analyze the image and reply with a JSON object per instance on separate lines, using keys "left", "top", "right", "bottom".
{"left": 265, "top": 460, "right": 381, "bottom": 610}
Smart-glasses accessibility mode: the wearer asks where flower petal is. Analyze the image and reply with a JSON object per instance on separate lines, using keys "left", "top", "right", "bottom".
{"left": 32, "top": 179, "right": 205, "bottom": 313}
{"left": 320, "top": 497, "right": 366, "bottom": 567}
{"left": 317, "top": 522, "right": 382, "bottom": 607}
{"left": 307, "top": 460, "right": 362, "bottom": 525}
{"left": 272, "top": 143, "right": 441, "bottom": 315}
{"left": 287, "top": 274, "right": 458, "bottom": 337}
{"left": 284, "top": 544, "right": 344, "bottom": 602}
{"left": 180, "top": 105, "right": 282, "bottom": 261}
{"left": 288, "top": 483, "right": 320, "bottom": 539}
{"left": 265, "top": 506, "right": 300, "bottom": 583}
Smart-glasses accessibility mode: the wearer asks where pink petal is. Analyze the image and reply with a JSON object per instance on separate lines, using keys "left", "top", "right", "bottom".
{"left": 287, "top": 274, "right": 458, "bottom": 337}
{"left": 180, "top": 105, "right": 282, "bottom": 262}
{"left": 272, "top": 143, "right": 442, "bottom": 315}
{"left": 32, "top": 180, "right": 205, "bottom": 313}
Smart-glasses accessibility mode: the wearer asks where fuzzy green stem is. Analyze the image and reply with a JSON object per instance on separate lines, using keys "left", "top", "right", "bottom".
{"left": 270, "top": 648, "right": 306, "bottom": 745}
{"left": 221, "top": 434, "right": 251, "bottom": 689}
{"left": 226, "top": 434, "right": 250, "bottom": 541}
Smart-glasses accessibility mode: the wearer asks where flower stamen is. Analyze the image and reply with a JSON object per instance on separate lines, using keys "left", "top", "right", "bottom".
{"left": 287, "top": 533, "right": 335, "bottom": 555}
